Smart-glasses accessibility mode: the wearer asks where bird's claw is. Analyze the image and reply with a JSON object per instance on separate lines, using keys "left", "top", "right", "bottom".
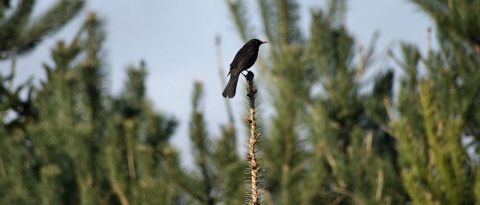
{"left": 245, "top": 71, "right": 254, "bottom": 81}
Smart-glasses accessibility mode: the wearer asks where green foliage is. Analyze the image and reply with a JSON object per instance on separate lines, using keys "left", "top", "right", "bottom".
{"left": 392, "top": 2, "right": 480, "bottom": 204}
{"left": 2, "top": 1, "right": 480, "bottom": 204}
{"left": 107, "top": 62, "right": 179, "bottom": 205}
{"left": 226, "top": 0, "right": 408, "bottom": 204}
{"left": 0, "top": 0, "right": 84, "bottom": 59}
{"left": 306, "top": 3, "right": 407, "bottom": 204}
{"left": 167, "top": 82, "right": 244, "bottom": 205}
{"left": 0, "top": 6, "right": 179, "bottom": 205}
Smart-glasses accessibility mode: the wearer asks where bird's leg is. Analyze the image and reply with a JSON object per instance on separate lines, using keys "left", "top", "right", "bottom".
{"left": 245, "top": 71, "right": 254, "bottom": 81}
{"left": 242, "top": 70, "right": 254, "bottom": 79}
{"left": 241, "top": 70, "right": 255, "bottom": 81}
{"left": 240, "top": 70, "right": 254, "bottom": 81}
{"left": 241, "top": 70, "right": 249, "bottom": 77}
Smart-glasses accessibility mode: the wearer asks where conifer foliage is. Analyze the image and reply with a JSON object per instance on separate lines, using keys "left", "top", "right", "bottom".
{"left": 0, "top": 2, "right": 179, "bottom": 205}
{"left": 393, "top": 1, "right": 480, "bottom": 204}
{"left": 1, "top": 0, "right": 480, "bottom": 205}
{"left": 225, "top": 0, "right": 480, "bottom": 204}
{"left": 0, "top": 0, "right": 83, "bottom": 59}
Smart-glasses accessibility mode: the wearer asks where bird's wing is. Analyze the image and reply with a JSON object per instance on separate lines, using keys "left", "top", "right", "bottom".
{"left": 230, "top": 45, "right": 248, "bottom": 70}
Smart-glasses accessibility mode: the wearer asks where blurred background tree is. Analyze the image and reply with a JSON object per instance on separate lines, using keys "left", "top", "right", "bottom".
{"left": 392, "top": 0, "right": 480, "bottom": 204}
{"left": 0, "top": 1, "right": 179, "bottom": 204}
{"left": 228, "top": 0, "right": 406, "bottom": 204}
{"left": 0, "top": 0, "right": 83, "bottom": 59}
{"left": 1, "top": 0, "right": 479, "bottom": 205}
{"left": 163, "top": 82, "right": 244, "bottom": 205}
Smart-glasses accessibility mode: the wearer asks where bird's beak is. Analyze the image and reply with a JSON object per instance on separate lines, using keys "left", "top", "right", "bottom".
{"left": 261, "top": 41, "right": 267, "bottom": 44}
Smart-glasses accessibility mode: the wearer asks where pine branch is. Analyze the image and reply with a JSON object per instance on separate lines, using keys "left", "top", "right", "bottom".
{"left": 190, "top": 82, "right": 216, "bottom": 205}
{"left": 0, "top": 0, "right": 84, "bottom": 57}
{"left": 245, "top": 71, "right": 261, "bottom": 205}
{"left": 226, "top": 0, "right": 251, "bottom": 41}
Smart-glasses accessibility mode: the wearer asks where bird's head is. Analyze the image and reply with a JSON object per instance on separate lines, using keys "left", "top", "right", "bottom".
{"left": 248, "top": 39, "right": 267, "bottom": 47}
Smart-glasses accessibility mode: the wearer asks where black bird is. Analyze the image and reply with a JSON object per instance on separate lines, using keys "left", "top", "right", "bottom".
{"left": 222, "top": 39, "right": 267, "bottom": 98}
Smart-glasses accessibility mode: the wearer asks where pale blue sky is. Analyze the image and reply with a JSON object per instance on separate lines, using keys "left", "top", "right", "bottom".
{"left": 1, "top": 1, "right": 433, "bottom": 166}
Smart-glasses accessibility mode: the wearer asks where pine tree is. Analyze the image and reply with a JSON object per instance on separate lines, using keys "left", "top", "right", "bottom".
{"left": 0, "top": 10, "right": 180, "bottom": 205}
{"left": 227, "top": 0, "right": 407, "bottom": 204}
{"left": 306, "top": 4, "right": 407, "bottom": 204}
{"left": 229, "top": 1, "right": 310, "bottom": 204}
{"left": 0, "top": 1, "right": 84, "bottom": 204}
{"left": 106, "top": 61, "right": 179, "bottom": 205}
{"left": 0, "top": 0, "right": 84, "bottom": 59}
{"left": 167, "top": 82, "right": 244, "bottom": 205}
{"left": 0, "top": 0, "right": 83, "bottom": 138}
{"left": 392, "top": 1, "right": 480, "bottom": 204}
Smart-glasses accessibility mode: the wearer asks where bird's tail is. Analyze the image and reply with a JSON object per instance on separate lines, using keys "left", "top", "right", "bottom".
{"left": 222, "top": 72, "right": 241, "bottom": 98}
